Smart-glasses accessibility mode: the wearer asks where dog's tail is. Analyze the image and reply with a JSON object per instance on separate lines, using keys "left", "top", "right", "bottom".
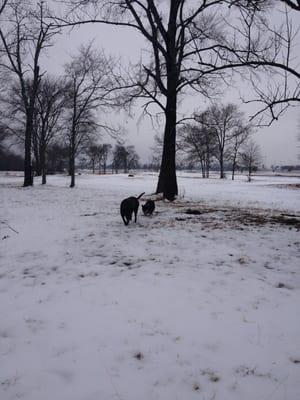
{"left": 137, "top": 192, "right": 145, "bottom": 199}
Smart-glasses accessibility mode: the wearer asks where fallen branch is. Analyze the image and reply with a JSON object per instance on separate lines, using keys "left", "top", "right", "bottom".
{"left": 0, "top": 220, "right": 19, "bottom": 234}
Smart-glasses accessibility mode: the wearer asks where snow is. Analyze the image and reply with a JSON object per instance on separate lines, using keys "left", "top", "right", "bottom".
{"left": 1, "top": 172, "right": 300, "bottom": 400}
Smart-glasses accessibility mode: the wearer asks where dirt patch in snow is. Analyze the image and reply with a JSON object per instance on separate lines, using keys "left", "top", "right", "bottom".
{"left": 270, "top": 184, "right": 300, "bottom": 190}
{"left": 156, "top": 201, "right": 300, "bottom": 230}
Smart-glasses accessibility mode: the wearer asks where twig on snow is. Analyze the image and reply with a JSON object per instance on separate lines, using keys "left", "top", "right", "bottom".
{"left": 0, "top": 220, "right": 19, "bottom": 234}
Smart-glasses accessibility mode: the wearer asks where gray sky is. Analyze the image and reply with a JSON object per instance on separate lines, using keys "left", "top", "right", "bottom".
{"left": 44, "top": 4, "right": 300, "bottom": 167}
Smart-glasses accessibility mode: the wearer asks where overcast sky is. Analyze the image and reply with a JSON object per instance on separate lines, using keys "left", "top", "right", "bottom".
{"left": 44, "top": 3, "right": 300, "bottom": 166}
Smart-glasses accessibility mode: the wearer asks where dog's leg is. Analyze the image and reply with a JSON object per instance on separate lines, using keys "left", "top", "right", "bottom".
{"left": 122, "top": 216, "right": 129, "bottom": 225}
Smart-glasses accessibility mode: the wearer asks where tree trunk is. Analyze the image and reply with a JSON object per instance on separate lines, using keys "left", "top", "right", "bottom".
{"left": 69, "top": 134, "right": 75, "bottom": 188}
{"left": 70, "top": 153, "right": 75, "bottom": 187}
{"left": 33, "top": 140, "right": 41, "bottom": 176}
{"left": 232, "top": 156, "right": 237, "bottom": 180}
{"left": 248, "top": 163, "right": 252, "bottom": 181}
{"left": 124, "top": 155, "right": 128, "bottom": 173}
{"left": 156, "top": 86, "right": 178, "bottom": 200}
{"left": 205, "top": 157, "right": 210, "bottom": 178}
{"left": 219, "top": 153, "right": 225, "bottom": 179}
{"left": 40, "top": 144, "right": 46, "bottom": 184}
{"left": 200, "top": 159, "right": 205, "bottom": 178}
{"left": 23, "top": 120, "right": 33, "bottom": 187}
{"left": 232, "top": 163, "right": 235, "bottom": 180}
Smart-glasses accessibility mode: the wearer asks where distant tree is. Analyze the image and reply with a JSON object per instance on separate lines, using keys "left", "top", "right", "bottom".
{"left": 0, "top": 123, "right": 7, "bottom": 153}
{"left": 203, "top": 104, "right": 247, "bottom": 179}
{"left": 85, "top": 143, "right": 112, "bottom": 174}
{"left": 239, "top": 140, "right": 262, "bottom": 181}
{"left": 178, "top": 111, "right": 218, "bottom": 178}
{"left": 47, "top": 143, "right": 69, "bottom": 174}
{"left": 0, "top": 150, "right": 24, "bottom": 171}
{"left": 126, "top": 145, "right": 140, "bottom": 172}
{"left": 32, "top": 77, "right": 66, "bottom": 184}
{"left": 150, "top": 134, "right": 163, "bottom": 172}
{"left": 98, "top": 143, "right": 112, "bottom": 174}
{"left": 63, "top": 44, "right": 118, "bottom": 187}
{"left": 226, "top": 123, "right": 253, "bottom": 180}
{"left": 112, "top": 144, "right": 139, "bottom": 173}
{"left": 0, "top": 1, "right": 60, "bottom": 186}
{"left": 86, "top": 143, "right": 99, "bottom": 174}
{"left": 112, "top": 144, "right": 123, "bottom": 174}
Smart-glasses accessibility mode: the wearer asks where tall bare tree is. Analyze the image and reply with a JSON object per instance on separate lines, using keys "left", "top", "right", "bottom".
{"left": 98, "top": 143, "right": 112, "bottom": 174}
{"left": 58, "top": 0, "right": 276, "bottom": 200}
{"left": 0, "top": 1, "right": 60, "bottom": 186}
{"left": 228, "top": 124, "right": 252, "bottom": 180}
{"left": 112, "top": 143, "right": 139, "bottom": 173}
{"left": 86, "top": 143, "right": 99, "bottom": 174}
{"left": 204, "top": 104, "right": 246, "bottom": 179}
{"left": 239, "top": 139, "right": 262, "bottom": 181}
{"left": 63, "top": 44, "right": 119, "bottom": 187}
{"left": 178, "top": 120, "right": 217, "bottom": 178}
{"left": 33, "top": 76, "right": 66, "bottom": 184}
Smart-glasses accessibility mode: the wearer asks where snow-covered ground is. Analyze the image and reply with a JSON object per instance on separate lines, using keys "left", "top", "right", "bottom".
{"left": 1, "top": 172, "right": 300, "bottom": 400}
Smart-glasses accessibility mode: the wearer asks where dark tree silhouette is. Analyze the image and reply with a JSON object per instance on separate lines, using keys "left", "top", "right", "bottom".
{"left": 47, "top": 143, "right": 69, "bottom": 174}
{"left": 0, "top": 1, "right": 60, "bottom": 186}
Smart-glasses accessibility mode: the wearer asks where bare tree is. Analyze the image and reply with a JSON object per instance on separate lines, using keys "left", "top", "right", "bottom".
{"left": 126, "top": 145, "right": 140, "bottom": 172}
{"left": 112, "top": 144, "right": 124, "bottom": 174}
{"left": 58, "top": 0, "right": 275, "bottom": 200}
{"left": 229, "top": 127, "right": 251, "bottom": 180}
{"left": 112, "top": 143, "right": 139, "bottom": 173}
{"left": 203, "top": 104, "right": 246, "bottom": 179}
{"left": 63, "top": 44, "right": 119, "bottom": 187}
{"left": 32, "top": 76, "right": 66, "bottom": 184}
{"left": 0, "top": 1, "right": 60, "bottom": 186}
{"left": 86, "top": 143, "right": 99, "bottom": 174}
{"left": 226, "top": 121, "right": 252, "bottom": 180}
{"left": 178, "top": 117, "right": 217, "bottom": 178}
{"left": 47, "top": 142, "right": 68, "bottom": 174}
{"left": 85, "top": 142, "right": 112, "bottom": 174}
{"left": 98, "top": 143, "right": 112, "bottom": 174}
{"left": 239, "top": 139, "right": 262, "bottom": 181}
{"left": 150, "top": 133, "right": 163, "bottom": 172}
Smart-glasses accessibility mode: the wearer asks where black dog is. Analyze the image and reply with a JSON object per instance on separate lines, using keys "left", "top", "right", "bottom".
{"left": 120, "top": 192, "right": 145, "bottom": 225}
{"left": 142, "top": 200, "right": 155, "bottom": 216}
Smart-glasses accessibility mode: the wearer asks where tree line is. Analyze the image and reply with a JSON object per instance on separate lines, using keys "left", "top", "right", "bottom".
{"left": 0, "top": 0, "right": 299, "bottom": 196}
{"left": 178, "top": 103, "right": 262, "bottom": 181}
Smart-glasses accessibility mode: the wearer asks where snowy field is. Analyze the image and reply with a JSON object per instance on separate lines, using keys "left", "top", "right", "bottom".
{"left": 1, "top": 172, "right": 300, "bottom": 400}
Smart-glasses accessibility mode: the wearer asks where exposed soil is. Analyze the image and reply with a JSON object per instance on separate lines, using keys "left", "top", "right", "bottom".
{"left": 159, "top": 202, "right": 300, "bottom": 230}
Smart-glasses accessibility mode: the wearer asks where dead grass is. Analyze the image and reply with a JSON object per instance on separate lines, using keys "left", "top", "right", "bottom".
{"left": 156, "top": 201, "right": 300, "bottom": 230}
